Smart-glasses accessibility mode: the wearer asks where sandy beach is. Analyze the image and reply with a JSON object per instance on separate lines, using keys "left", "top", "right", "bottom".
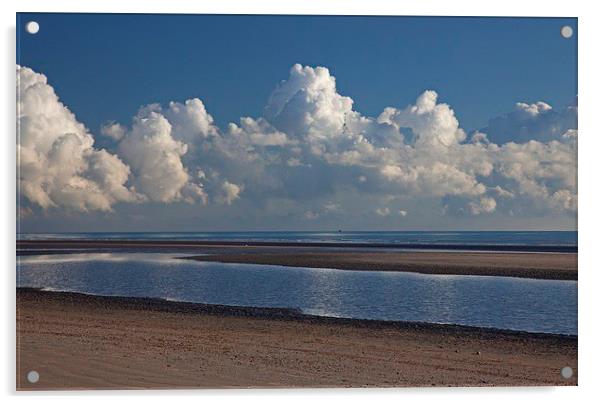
{"left": 17, "top": 288, "right": 577, "bottom": 390}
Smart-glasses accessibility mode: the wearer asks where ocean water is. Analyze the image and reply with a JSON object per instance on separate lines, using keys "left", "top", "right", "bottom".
{"left": 18, "top": 231, "right": 577, "bottom": 247}
{"left": 17, "top": 252, "right": 578, "bottom": 335}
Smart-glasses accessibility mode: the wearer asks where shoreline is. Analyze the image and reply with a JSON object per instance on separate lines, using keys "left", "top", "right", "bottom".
{"left": 16, "top": 288, "right": 577, "bottom": 338}
{"left": 17, "top": 288, "right": 578, "bottom": 389}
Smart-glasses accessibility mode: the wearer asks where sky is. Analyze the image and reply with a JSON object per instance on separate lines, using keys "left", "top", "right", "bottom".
{"left": 17, "top": 13, "right": 578, "bottom": 232}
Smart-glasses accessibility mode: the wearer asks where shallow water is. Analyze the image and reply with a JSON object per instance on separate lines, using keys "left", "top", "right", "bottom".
{"left": 17, "top": 252, "right": 578, "bottom": 335}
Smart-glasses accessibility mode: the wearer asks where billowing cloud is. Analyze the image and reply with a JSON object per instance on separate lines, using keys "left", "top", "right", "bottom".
{"left": 17, "top": 65, "right": 140, "bottom": 212}
{"left": 164, "top": 98, "right": 219, "bottom": 143}
{"left": 17, "top": 64, "right": 577, "bottom": 221}
{"left": 117, "top": 108, "right": 202, "bottom": 204}
{"left": 378, "top": 90, "right": 467, "bottom": 147}
{"left": 482, "top": 100, "right": 577, "bottom": 144}
{"left": 264, "top": 64, "right": 353, "bottom": 145}
{"left": 494, "top": 139, "right": 577, "bottom": 212}
{"left": 100, "top": 121, "right": 126, "bottom": 141}
{"left": 227, "top": 117, "right": 291, "bottom": 147}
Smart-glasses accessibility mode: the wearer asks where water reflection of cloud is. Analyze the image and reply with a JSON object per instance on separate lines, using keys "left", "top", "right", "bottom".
{"left": 18, "top": 252, "right": 187, "bottom": 265}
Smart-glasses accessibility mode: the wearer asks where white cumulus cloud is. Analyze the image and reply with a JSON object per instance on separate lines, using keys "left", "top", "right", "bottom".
{"left": 17, "top": 64, "right": 577, "bottom": 221}
{"left": 117, "top": 109, "right": 197, "bottom": 203}
{"left": 17, "top": 65, "right": 140, "bottom": 212}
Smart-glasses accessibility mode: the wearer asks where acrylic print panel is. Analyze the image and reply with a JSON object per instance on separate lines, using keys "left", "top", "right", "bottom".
{"left": 16, "top": 13, "right": 577, "bottom": 390}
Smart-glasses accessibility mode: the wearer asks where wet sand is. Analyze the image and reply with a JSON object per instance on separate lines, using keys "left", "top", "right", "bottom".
{"left": 17, "top": 288, "right": 577, "bottom": 390}
{"left": 17, "top": 240, "right": 577, "bottom": 280}
{"left": 188, "top": 250, "right": 577, "bottom": 280}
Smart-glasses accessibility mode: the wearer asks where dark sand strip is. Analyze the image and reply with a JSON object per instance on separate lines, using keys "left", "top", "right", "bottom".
{"left": 17, "top": 288, "right": 577, "bottom": 389}
{"left": 187, "top": 250, "right": 577, "bottom": 280}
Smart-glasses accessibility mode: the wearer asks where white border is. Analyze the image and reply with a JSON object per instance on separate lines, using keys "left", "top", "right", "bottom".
{"left": 3, "top": 0, "right": 601, "bottom": 402}
{"left": 4, "top": 0, "right": 584, "bottom": 17}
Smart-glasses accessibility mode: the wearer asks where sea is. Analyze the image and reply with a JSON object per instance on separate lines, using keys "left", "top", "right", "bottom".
{"left": 17, "top": 230, "right": 577, "bottom": 248}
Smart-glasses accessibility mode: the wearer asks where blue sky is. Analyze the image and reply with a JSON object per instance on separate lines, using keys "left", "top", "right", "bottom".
{"left": 17, "top": 14, "right": 578, "bottom": 231}
{"left": 18, "top": 14, "right": 576, "bottom": 134}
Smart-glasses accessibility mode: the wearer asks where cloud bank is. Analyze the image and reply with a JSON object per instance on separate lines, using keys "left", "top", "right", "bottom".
{"left": 17, "top": 64, "right": 577, "bottom": 220}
